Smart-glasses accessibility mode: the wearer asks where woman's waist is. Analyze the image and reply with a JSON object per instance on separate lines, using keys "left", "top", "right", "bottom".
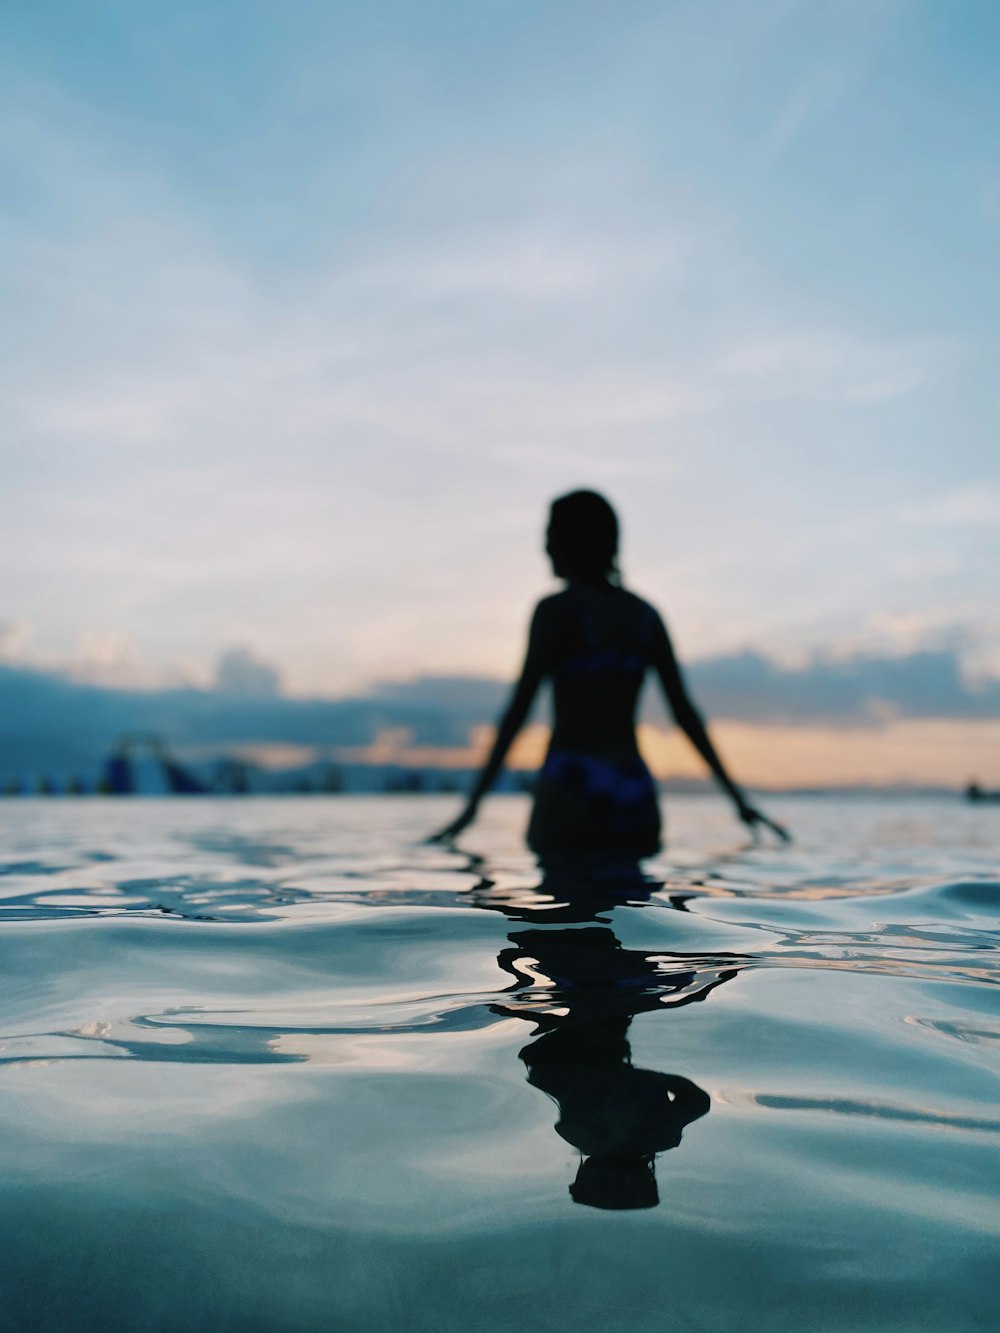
{"left": 545, "top": 730, "right": 642, "bottom": 765}
{"left": 542, "top": 741, "right": 649, "bottom": 775}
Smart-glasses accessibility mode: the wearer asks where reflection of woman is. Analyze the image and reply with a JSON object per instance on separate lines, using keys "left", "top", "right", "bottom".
{"left": 494, "top": 918, "right": 728, "bottom": 1210}
{"left": 433, "top": 489, "right": 787, "bottom": 853}
{"left": 524, "top": 1015, "right": 710, "bottom": 1210}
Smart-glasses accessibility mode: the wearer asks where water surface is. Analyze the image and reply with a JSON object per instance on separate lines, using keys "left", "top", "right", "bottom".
{"left": 1, "top": 795, "right": 997, "bottom": 1331}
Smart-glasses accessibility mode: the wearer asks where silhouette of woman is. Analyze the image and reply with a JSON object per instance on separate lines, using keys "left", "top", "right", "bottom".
{"left": 432, "top": 490, "right": 787, "bottom": 853}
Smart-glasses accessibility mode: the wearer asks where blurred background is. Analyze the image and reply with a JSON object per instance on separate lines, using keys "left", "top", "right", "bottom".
{"left": 2, "top": 0, "right": 998, "bottom": 795}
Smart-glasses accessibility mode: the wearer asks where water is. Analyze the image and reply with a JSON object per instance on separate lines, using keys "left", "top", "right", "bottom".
{"left": 0, "top": 794, "right": 997, "bottom": 1331}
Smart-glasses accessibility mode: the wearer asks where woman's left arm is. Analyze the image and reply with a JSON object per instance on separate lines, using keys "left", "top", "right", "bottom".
{"left": 651, "top": 611, "right": 790, "bottom": 843}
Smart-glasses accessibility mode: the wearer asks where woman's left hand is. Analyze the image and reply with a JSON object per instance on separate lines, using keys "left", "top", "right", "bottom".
{"left": 426, "top": 804, "right": 477, "bottom": 844}
{"left": 737, "top": 801, "right": 791, "bottom": 844}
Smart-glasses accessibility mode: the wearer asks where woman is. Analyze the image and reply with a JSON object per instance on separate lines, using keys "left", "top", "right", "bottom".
{"left": 432, "top": 490, "right": 787, "bottom": 855}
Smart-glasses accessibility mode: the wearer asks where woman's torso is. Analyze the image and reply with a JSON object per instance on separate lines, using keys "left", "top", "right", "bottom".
{"left": 542, "top": 583, "right": 656, "bottom": 762}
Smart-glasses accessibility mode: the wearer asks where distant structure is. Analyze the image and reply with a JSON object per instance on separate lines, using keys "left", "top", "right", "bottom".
{"left": 211, "top": 756, "right": 256, "bottom": 795}
{"left": 99, "top": 733, "right": 207, "bottom": 795}
{"left": 964, "top": 781, "right": 1000, "bottom": 803}
{"left": 0, "top": 745, "right": 528, "bottom": 799}
{"left": 384, "top": 769, "right": 426, "bottom": 793}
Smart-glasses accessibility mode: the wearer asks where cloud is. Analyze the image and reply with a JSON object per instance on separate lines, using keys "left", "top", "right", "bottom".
{"left": 686, "top": 647, "right": 1000, "bottom": 724}
{"left": 897, "top": 485, "right": 1000, "bottom": 527}
{"left": 0, "top": 621, "right": 33, "bottom": 662}
{"left": 366, "top": 644, "right": 1000, "bottom": 732}
{"left": 349, "top": 230, "right": 677, "bottom": 302}
{"left": 714, "top": 331, "right": 947, "bottom": 405}
{"left": 648, "top": 717, "right": 1000, "bottom": 789}
{"left": 214, "top": 646, "right": 282, "bottom": 697}
{"left": 3, "top": 632, "right": 999, "bottom": 787}
{"left": 0, "top": 662, "right": 475, "bottom": 779}
{"left": 70, "top": 631, "right": 150, "bottom": 689}
{"left": 367, "top": 675, "right": 509, "bottom": 717}
{"left": 758, "top": 67, "right": 851, "bottom": 163}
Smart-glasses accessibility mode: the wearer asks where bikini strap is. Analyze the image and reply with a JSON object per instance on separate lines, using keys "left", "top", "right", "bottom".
{"left": 568, "top": 586, "right": 600, "bottom": 651}
{"left": 639, "top": 603, "right": 657, "bottom": 653}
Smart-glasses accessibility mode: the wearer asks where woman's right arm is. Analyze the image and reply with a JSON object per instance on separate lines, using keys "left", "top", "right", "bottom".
{"left": 428, "top": 601, "right": 552, "bottom": 843}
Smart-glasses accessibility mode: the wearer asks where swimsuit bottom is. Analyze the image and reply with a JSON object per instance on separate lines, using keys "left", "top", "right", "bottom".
{"left": 528, "top": 749, "right": 662, "bottom": 858}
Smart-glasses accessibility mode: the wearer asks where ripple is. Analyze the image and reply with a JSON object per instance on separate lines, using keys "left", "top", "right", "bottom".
{"left": 752, "top": 1093, "right": 1000, "bottom": 1136}
{"left": 907, "top": 1017, "right": 1000, "bottom": 1049}
{"left": 0, "top": 796, "right": 998, "bottom": 1331}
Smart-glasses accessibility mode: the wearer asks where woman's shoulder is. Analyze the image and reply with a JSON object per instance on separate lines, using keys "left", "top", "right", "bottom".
{"left": 615, "top": 586, "right": 663, "bottom": 626}
{"left": 527, "top": 591, "right": 578, "bottom": 660}
{"left": 533, "top": 585, "right": 663, "bottom": 624}
{"left": 532, "top": 589, "right": 573, "bottom": 620}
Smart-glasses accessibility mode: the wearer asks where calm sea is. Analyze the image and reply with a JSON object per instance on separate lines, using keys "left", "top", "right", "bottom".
{"left": 0, "top": 794, "right": 997, "bottom": 1331}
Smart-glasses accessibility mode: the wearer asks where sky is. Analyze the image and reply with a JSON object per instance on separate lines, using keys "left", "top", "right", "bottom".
{"left": 2, "top": 0, "right": 999, "bottom": 785}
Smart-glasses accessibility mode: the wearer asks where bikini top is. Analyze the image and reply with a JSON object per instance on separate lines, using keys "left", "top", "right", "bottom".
{"left": 552, "top": 593, "right": 656, "bottom": 682}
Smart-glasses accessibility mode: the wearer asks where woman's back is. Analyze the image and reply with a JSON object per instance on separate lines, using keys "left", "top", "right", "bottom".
{"left": 528, "top": 582, "right": 663, "bottom": 860}
{"left": 542, "top": 584, "right": 656, "bottom": 761}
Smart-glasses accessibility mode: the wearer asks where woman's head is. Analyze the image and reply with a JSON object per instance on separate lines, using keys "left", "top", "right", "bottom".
{"left": 546, "top": 490, "right": 619, "bottom": 583}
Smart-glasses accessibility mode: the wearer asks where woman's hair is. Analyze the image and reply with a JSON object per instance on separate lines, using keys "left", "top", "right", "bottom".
{"left": 547, "top": 490, "right": 620, "bottom": 581}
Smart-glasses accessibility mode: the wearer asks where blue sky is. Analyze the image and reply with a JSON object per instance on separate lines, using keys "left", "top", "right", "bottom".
{"left": 2, "top": 1, "right": 998, "bottom": 779}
